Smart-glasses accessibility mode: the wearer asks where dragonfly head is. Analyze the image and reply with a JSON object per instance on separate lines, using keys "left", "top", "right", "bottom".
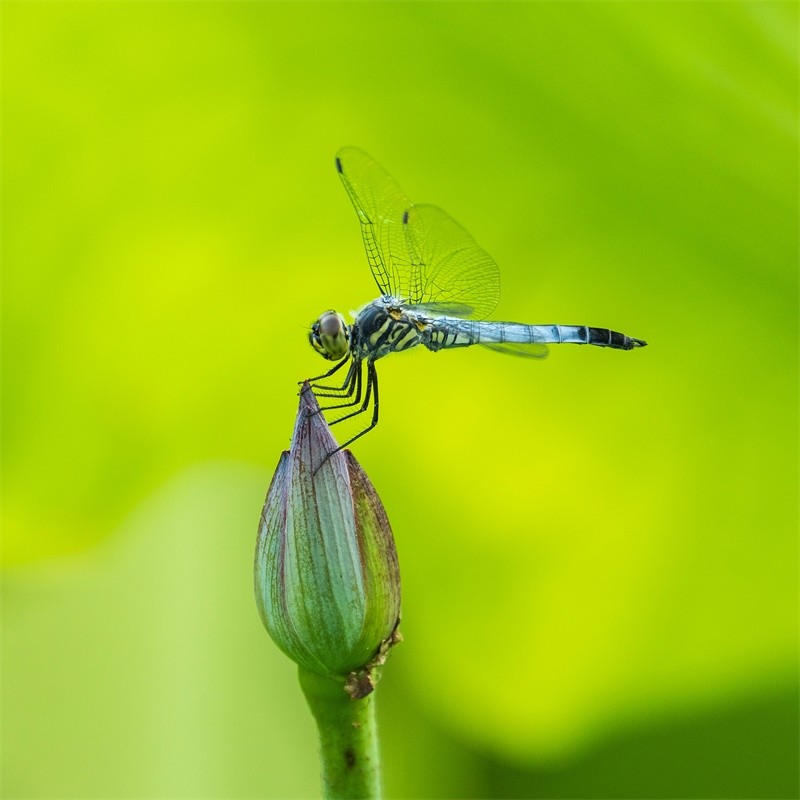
{"left": 309, "top": 310, "right": 351, "bottom": 361}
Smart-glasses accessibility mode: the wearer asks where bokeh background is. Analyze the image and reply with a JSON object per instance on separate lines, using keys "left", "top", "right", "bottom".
{"left": 3, "top": 2, "right": 798, "bottom": 798}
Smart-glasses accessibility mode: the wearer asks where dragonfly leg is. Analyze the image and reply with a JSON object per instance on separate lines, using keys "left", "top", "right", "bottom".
{"left": 303, "top": 355, "right": 351, "bottom": 387}
{"left": 318, "top": 360, "right": 366, "bottom": 413}
{"left": 327, "top": 360, "right": 375, "bottom": 424}
{"left": 311, "top": 358, "right": 360, "bottom": 399}
{"left": 329, "top": 362, "right": 380, "bottom": 445}
{"left": 313, "top": 364, "right": 380, "bottom": 473}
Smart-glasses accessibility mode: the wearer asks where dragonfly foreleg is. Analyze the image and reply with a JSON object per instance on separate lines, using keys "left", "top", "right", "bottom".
{"left": 311, "top": 357, "right": 360, "bottom": 399}
{"left": 304, "top": 354, "right": 352, "bottom": 390}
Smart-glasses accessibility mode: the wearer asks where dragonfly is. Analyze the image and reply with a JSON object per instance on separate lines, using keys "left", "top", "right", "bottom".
{"left": 306, "top": 147, "right": 646, "bottom": 452}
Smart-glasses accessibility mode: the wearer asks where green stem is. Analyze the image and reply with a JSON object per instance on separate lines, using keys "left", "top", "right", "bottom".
{"left": 298, "top": 666, "right": 382, "bottom": 800}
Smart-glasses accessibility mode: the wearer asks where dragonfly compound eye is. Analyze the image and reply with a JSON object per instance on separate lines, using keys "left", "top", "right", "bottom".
{"left": 310, "top": 311, "right": 350, "bottom": 361}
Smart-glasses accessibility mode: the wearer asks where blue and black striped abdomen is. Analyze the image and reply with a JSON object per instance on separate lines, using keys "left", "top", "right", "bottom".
{"left": 421, "top": 318, "right": 646, "bottom": 354}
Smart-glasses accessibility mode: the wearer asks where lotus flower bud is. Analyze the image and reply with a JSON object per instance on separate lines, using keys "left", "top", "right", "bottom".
{"left": 255, "top": 384, "right": 401, "bottom": 680}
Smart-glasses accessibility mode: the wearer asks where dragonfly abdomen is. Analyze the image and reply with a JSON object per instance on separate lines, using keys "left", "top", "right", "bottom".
{"left": 423, "top": 319, "right": 646, "bottom": 352}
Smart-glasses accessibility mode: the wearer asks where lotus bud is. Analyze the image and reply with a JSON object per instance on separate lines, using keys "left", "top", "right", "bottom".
{"left": 255, "top": 384, "right": 401, "bottom": 681}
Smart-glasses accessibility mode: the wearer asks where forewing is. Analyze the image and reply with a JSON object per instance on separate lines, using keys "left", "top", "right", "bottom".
{"left": 403, "top": 204, "right": 500, "bottom": 320}
{"left": 335, "top": 150, "right": 503, "bottom": 318}
{"left": 335, "top": 147, "right": 414, "bottom": 297}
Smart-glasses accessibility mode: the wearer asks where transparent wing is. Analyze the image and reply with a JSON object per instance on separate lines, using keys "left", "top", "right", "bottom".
{"left": 335, "top": 148, "right": 501, "bottom": 320}
{"left": 404, "top": 204, "right": 500, "bottom": 320}
{"left": 335, "top": 147, "right": 414, "bottom": 299}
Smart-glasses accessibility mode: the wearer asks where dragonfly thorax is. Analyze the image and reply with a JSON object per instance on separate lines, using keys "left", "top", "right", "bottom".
{"left": 309, "top": 310, "right": 351, "bottom": 361}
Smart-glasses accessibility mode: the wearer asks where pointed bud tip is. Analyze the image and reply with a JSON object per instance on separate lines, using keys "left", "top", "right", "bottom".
{"left": 298, "top": 381, "right": 321, "bottom": 413}
{"left": 292, "top": 383, "right": 341, "bottom": 473}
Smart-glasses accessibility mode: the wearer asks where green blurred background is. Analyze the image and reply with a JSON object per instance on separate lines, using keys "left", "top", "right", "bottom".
{"left": 3, "top": 2, "right": 797, "bottom": 798}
